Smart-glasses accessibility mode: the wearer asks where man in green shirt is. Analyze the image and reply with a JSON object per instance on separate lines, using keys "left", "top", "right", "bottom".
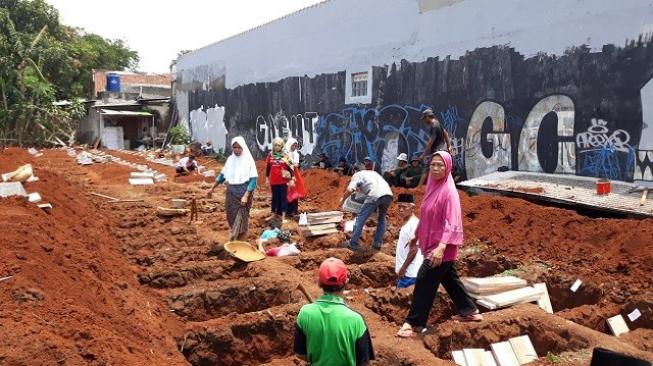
{"left": 294, "top": 258, "right": 375, "bottom": 365}
{"left": 400, "top": 154, "right": 423, "bottom": 188}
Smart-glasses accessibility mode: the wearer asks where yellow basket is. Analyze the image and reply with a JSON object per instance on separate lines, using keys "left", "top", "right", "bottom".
{"left": 224, "top": 241, "right": 265, "bottom": 262}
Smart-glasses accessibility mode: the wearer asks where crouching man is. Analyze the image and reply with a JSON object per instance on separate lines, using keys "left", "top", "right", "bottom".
{"left": 294, "top": 258, "right": 375, "bottom": 365}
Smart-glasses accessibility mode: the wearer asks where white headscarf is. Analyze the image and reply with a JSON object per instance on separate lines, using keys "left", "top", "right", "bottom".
{"left": 221, "top": 136, "right": 258, "bottom": 185}
{"left": 285, "top": 137, "right": 300, "bottom": 166}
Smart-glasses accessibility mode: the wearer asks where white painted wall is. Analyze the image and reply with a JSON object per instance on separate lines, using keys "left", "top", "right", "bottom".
{"left": 176, "top": 0, "right": 653, "bottom": 89}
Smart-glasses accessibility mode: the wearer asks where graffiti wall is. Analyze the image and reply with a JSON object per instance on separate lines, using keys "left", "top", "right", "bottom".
{"left": 175, "top": 38, "right": 653, "bottom": 183}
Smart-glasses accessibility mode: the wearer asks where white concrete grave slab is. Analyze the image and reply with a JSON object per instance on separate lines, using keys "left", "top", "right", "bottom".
{"left": 27, "top": 192, "right": 42, "bottom": 203}
{"left": 479, "top": 286, "right": 544, "bottom": 308}
{"left": 0, "top": 182, "right": 27, "bottom": 198}
{"left": 128, "top": 178, "right": 154, "bottom": 185}
{"left": 628, "top": 308, "right": 642, "bottom": 322}
{"left": 508, "top": 335, "right": 538, "bottom": 365}
{"left": 130, "top": 172, "right": 155, "bottom": 179}
{"left": 491, "top": 341, "right": 520, "bottom": 366}
{"left": 463, "top": 348, "right": 487, "bottom": 366}
{"left": 570, "top": 279, "right": 582, "bottom": 292}
{"left": 463, "top": 276, "right": 528, "bottom": 294}
{"left": 607, "top": 314, "right": 630, "bottom": 336}
{"left": 452, "top": 350, "right": 468, "bottom": 366}
{"left": 485, "top": 351, "right": 498, "bottom": 366}
{"left": 534, "top": 283, "right": 553, "bottom": 314}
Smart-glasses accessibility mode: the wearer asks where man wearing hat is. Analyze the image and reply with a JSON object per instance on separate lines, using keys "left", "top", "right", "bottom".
{"left": 395, "top": 194, "right": 424, "bottom": 288}
{"left": 400, "top": 153, "right": 424, "bottom": 188}
{"left": 418, "top": 108, "right": 452, "bottom": 185}
{"left": 363, "top": 156, "right": 381, "bottom": 175}
{"left": 294, "top": 258, "right": 375, "bottom": 365}
{"left": 383, "top": 153, "right": 409, "bottom": 186}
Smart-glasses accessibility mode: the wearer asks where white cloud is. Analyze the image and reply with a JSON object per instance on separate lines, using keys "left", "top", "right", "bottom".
{"left": 45, "top": 0, "right": 325, "bottom": 73}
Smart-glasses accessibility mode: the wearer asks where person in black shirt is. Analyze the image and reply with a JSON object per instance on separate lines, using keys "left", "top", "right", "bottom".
{"left": 418, "top": 109, "right": 453, "bottom": 185}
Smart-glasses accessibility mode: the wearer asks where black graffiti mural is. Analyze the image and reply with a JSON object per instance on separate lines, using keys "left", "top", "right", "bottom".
{"left": 180, "top": 36, "right": 653, "bottom": 181}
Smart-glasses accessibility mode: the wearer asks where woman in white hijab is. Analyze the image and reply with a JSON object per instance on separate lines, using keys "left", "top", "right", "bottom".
{"left": 285, "top": 137, "right": 303, "bottom": 216}
{"left": 207, "top": 136, "right": 259, "bottom": 241}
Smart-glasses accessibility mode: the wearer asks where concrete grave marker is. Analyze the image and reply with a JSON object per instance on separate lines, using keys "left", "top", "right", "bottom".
{"left": 485, "top": 351, "right": 498, "bottom": 366}
{"left": 27, "top": 192, "right": 42, "bottom": 203}
{"left": 628, "top": 308, "right": 642, "bottom": 322}
{"left": 508, "top": 335, "right": 538, "bottom": 365}
{"left": 478, "top": 286, "right": 544, "bottom": 308}
{"left": 534, "top": 283, "right": 553, "bottom": 314}
{"left": 463, "top": 348, "right": 487, "bottom": 366}
{"left": 570, "top": 279, "right": 582, "bottom": 292}
{"left": 452, "top": 350, "right": 468, "bottom": 366}
{"left": 491, "top": 341, "right": 520, "bottom": 366}
{"left": 0, "top": 182, "right": 27, "bottom": 198}
{"left": 607, "top": 314, "right": 630, "bottom": 336}
{"left": 129, "top": 178, "right": 154, "bottom": 185}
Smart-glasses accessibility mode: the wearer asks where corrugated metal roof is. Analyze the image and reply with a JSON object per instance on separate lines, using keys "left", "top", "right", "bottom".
{"left": 100, "top": 109, "right": 152, "bottom": 117}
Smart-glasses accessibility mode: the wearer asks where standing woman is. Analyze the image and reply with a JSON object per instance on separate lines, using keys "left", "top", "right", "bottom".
{"left": 266, "top": 138, "right": 294, "bottom": 222}
{"left": 285, "top": 137, "right": 302, "bottom": 217}
{"left": 207, "top": 136, "right": 258, "bottom": 241}
{"left": 397, "top": 151, "right": 481, "bottom": 338}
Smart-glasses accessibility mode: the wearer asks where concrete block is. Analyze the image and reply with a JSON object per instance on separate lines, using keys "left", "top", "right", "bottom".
{"left": 452, "top": 350, "right": 468, "bottom": 366}
{"left": 534, "top": 283, "right": 553, "bottom": 314}
{"left": 606, "top": 314, "right": 630, "bottom": 336}
{"left": 27, "top": 192, "right": 41, "bottom": 203}
{"left": 508, "top": 335, "right": 538, "bottom": 365}
{"left": 485, "top": 351, "right": 498, "bottom": 366}
{"left": 130, "top": 172, "right": 155, "bottom": 179}
{"left": 0, "top": 182, "right": 27, "bottom": 198}
{"left": 481, "top": 286, "right": 544, "bottom": 308}
{"left": 491, "top": 341, "right": 520, "bottom": 366}
{"left": 463, "top": 276, "right": 527, "bottom": 294}
{"left": 129, "top": 178, "right": 154, "bottom": 185}
{"left": 463, "top": 348, "right": 487, "bottom": 366}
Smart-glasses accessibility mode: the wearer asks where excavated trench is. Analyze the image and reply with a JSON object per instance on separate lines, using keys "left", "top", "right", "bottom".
{"left": 177, "top": 305, "right": 301, "bottom": 366}
{"left": 138, "top": 260, "right": 260, "bottom": 289}
{"left": 167, "top": 280, "right": 300, "bottom": 321}
{"left": 424, "top": 311, "right": 593, "bottom": 360}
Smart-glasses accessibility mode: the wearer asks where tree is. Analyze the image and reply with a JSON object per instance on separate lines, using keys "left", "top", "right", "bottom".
{"left": 0, "top": 0, "right": 139, "bottom": 146}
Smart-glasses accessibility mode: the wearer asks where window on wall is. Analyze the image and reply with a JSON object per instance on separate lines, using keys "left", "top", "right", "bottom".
{"left": 351, "top": 72, "right": 368, "bottom": 97}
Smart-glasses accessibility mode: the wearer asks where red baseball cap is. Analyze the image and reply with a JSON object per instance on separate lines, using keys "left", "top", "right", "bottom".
{"left": 318, "top": 257, "right": 348, "bottom": 286}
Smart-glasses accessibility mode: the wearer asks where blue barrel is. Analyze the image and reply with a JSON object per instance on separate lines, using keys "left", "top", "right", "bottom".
{"left": 106, "top": 73, "right": 121, "bottom": 92}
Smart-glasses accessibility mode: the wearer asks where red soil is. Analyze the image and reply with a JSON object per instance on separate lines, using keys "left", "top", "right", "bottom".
{"left": 0, "top": 148, "right": 186, "bottom": 366}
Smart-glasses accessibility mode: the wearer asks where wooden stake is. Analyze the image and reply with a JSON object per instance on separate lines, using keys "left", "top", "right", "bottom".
{"left": 640, "top": 189, "right": 648, "bottom": 206}
{"left": 89, "top": 192, "right": 118, "bottom": 201}
{"left": 0, "top": 275, "right": 13, "bottom": 283}
{"left": 297, "top": 283, "right": 314, "bottom": 303}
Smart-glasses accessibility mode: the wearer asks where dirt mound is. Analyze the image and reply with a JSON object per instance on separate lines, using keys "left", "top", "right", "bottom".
{"left": 0, "top": 149, "right": 186, "bottom": 365}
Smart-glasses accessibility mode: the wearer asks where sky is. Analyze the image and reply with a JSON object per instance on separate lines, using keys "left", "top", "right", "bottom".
{"left": 45, "top": 0, "right": 325, "bottom": 73}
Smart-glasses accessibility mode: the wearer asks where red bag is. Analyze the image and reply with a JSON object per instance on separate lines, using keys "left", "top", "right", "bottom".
{"left": 287, "top": 167, "right": 307, "bottom": 202}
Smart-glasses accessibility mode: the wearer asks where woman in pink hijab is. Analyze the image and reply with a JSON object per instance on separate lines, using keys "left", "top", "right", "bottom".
{"left": 397, "top": 151, "right": 481, "bottom": 338}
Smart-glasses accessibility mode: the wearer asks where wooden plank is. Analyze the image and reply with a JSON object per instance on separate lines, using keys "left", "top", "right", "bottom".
{"left": 463, "top": 349, "right": 487, "bottom": 366}
{"left": 534, "top": 283, "right": 553, "bottom": 314}
{"left": 508, "top": 335, "right": 538, "bottom": 365}
{"left": 606, "top": 314, "right": 630, "bottom": 336}
{"left": 491, "top": 341, "right": 520, "bottom": 366}
{"left": 90, "top": 192, "right": 119, "bottom": 201}
{"left": 482, "top": 286, "right": 544, "bottom": 308}
{"left": 452, "top": 350, "right": 468, "bottom": 366}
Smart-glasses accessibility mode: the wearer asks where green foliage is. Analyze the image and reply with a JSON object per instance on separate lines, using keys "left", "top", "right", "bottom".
{"left": 168, "top": 125, "right": 189, "bottom": 145}
{"left": 213, "top": 148, "right": 227, "bottom": 163}
{"left": 0, "top": 0, "right": 139, "bottom": 146}
{"left": 546, "top": 352, "right": 560, "bottom": 364}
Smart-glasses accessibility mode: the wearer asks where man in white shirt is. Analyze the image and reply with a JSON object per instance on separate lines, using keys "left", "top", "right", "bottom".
{"left": 339, "top": 167, "right": 393, "bottom": 250}
{"left": 175, "top": 155, "right": 198, "bottom": 175}
{"left": 395, "top": 194, "right": 424, "bottom": 288}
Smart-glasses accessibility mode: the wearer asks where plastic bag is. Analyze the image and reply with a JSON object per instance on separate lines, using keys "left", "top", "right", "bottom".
{"left": 287, "top": 167, "right": 307, "bottom": 202}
